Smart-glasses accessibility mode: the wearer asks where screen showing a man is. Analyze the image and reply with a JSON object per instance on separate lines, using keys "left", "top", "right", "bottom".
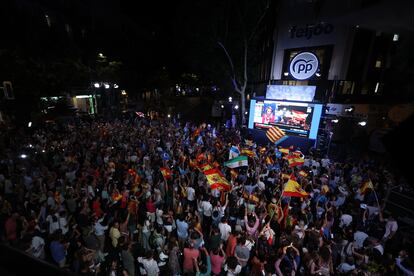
{"left": 262, "top": 105, "right": 275, "bottom": 124}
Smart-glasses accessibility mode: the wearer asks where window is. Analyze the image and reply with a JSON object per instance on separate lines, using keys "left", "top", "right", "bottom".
{"left": 375, "top": 60, "right": 381, "bottom": 68}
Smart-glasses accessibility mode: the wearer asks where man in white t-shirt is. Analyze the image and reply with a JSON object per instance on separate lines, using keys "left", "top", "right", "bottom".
{"left": 383, "top": 214, "right": 398, "bottom": 241}
{"left": 218, "top": 217, "right": 232, "bottom": 241}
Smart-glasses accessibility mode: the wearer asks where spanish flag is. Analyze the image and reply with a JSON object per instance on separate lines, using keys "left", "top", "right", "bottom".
{"left": 241, "top": 148, "right": 256, "bottom": 158}
{"left": 298, "top": 170, "right": 308, "bottom": 178}
{"left": 204, "top": 168, "right": 231, "bottom": 191}
{"left": 282, "top": 179, "right": 308, "bottom": 198}
{"left": 243, "top": 192, "right": 260, "bottom": 203}
{"left": 160, "top": 167, "right": 172, "bottom": 180}
{"left": 360, "top": 179, "right": 373, "bottom": 195}
{"left": 199, "top": 163, "right": 213, "bottom": 172}
{"left": 266, "top": 126, "right": 287, "bottom": 144}
{"left": 287, "top": 155, "right": 305, "bottom": 167}
{"left": 281, "top": 173, "right": 291, "bottom": 180}
{"left": 278, "top": 147, "right": 290, "bottom": 155}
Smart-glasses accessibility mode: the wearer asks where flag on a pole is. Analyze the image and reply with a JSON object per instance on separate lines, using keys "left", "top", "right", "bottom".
{"left": 282, "top": 179, "right": 309, "bottom": 197}
{"left": 204, "top": 168, "right": 231, "bottom": 191}
{"left": 160, "top": 167, "right": 172, "bottom": 180}
{"left": 266, "top": 126, "right": 288, "bottom": 145}
{"left": 224, "top": 156, "right": 248, "bottom": 168}
{"left": 360, "top": 179, "right": 373, "bottom": 195}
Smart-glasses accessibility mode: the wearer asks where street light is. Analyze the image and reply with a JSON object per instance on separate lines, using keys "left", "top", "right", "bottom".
{"left": 228, "top": 97, "right": 232, "bottom": 103}
{"left": 20, "top": 154, "right": 27, "bottom": 159}
{"left": 94, "top": 83, "right": 100, "bottom": 88}
{"left": 167, "top": 114, "right": 171, "bottom": 118}
{"left": 358, "top": 121, "right": 367, "bottom": 126}
{"left": 104, "top": 84, "right": 110, "bottom": 89}
{"left": 114, "top": 84, "right": 119, "bottom": 89}
{"left": 234, "top": 105, "right": 239, "bottom": 110}
{"left": 220, "top": 105, "right": 224, "bottom": 109}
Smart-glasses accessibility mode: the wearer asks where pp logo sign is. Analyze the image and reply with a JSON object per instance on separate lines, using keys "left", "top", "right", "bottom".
{"left": 289, "top": 52, "right": 319, "bottom": 80}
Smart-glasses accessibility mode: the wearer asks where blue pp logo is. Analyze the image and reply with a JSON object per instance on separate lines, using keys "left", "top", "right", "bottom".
{"left": 289, "top": 52, "right": 319, "bottom": 80}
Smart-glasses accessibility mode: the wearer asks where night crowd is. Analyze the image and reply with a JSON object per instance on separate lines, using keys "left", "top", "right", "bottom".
{"left": 0, "top": 116, "right": 413, "bottom": 276}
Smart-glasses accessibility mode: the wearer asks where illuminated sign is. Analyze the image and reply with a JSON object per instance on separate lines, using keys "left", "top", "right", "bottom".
{"left": 289, "top": 52, "right": 319, "bottom": 80}
{"left": 290, "top": 23, "right": 334, "bottom": 39}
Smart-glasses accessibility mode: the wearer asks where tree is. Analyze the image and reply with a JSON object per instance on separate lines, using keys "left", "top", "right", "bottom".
{"left": 171, "top": 0, "right": 271, "bottom": 125}
{"left": 215, "top": 0, "right": 271, "bottom": 125}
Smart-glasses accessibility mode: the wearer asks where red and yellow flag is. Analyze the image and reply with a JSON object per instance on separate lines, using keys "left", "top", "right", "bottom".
{"left": 282, "top": 179, "right": 308, "bottom": 198}
{"left": 266, "top": 126, "right": 286, "bottom": 143}
{"left": 199, "top": 163, "right": 213, "bottom": 172}
{"left": 360, "top": 179, "right": 373, "bottom": 195}
{"left": 204, "top": 168, "right": 231, "bottom": 191}
{"left": 298, "top": 170, "right": 308, "bottom": 178}
{"left": 279, "top": 147, "right": 290, "bottom": 155}
{"left": 287, "top": 155, "right": 305, "bottom": 167}
{"left": 241, "top": 148, "right": 256, "bottom": 158}
{"left": 160, "top": 167, "right": 172, "bottom": 180}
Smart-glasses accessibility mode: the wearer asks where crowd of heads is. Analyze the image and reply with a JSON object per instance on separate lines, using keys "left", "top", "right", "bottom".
{"left": 0, "top": 115, "right": 413, "bottom": 276}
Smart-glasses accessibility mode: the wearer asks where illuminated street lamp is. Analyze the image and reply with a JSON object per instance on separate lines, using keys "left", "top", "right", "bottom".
{"left": 94, "top": 83, "right": 100, "bottom": 88}
{"left": 234, "top": 104, "right": 239, "bottom": 110}
{"left": 104, "top": 83, "right": 110, "bottom": 89}
{"left": 228, "top": 97, "right": 232, "bottom": 103}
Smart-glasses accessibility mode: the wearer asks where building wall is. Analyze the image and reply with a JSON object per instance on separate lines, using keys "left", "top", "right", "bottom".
{"left": 271, "top": 0, "right": 357, "bottom": 81}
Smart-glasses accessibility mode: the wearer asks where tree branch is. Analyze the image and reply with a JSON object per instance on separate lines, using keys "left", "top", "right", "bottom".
{"left": 217, "top": 41, "right": 240, "bottom": 91}
{"left": 248, "top": 0, "right": 271, "bottom": 42}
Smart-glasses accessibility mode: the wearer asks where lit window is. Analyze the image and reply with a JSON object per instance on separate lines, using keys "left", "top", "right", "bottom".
{"left": 375, "top": 60, "right": 381, "bottom": 68}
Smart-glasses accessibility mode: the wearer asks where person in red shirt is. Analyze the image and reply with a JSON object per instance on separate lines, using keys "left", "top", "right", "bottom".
{"left": 226, "top": 230, "right": 239, "bottom": 257}
{"left": 5, "top": 213, "right": 19, "bottom": 244}
{"left": 183, "top": 241, "right": 200, "bottom": 274}
{"left": 92, "top": 196, "right": 103, "bottom": 218}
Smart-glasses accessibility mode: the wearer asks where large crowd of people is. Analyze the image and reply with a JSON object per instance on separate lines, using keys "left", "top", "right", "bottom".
{"left": 0, "top": 115, "right": 413, "bottom": 275}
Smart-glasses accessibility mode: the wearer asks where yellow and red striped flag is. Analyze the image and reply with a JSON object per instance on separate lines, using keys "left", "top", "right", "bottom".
{"left": 287, "top": 155, "right": 305, "bottom": 167}
{"left": 266, "top": 126, "right": 287, "bottom": 144}
{"left": 204, "top": 168, "right": 231, "bottom": 191}
{"left": 160, "top": 167, "right": 172, "bottom": 180}
{"left": 278, "top": 147, "right": 290, "bottom": 155}
{"left": 360, "top": 179, "right": 373, "bottom": 195}
{"left": 282, "top": 179, "right": 309, "bottom": 198}
{"left": 241, "top": 148, "right": 256, "bottom": 158}
{"left": 199, "top": 163, "right": 213, "bottom": 172}
{"left": 298, "top": 170, "right": 308, "bottom": 178}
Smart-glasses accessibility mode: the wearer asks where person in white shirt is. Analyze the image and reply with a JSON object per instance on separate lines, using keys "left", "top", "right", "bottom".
{"left": 26, "top": 229, "right": 45, "bottom": 259}
{"left": 58, "top": 211, "right": 69, "bottom": 235}
{"left": 383, "top": 213, "right": 398, "bottom": 241}
{"left": 138, "top": 251, "right": 160, "bottom": 276}
{"left": 201, "top": 195, "right": 213, "bottom": 233}
{"left": 219, "top": 217, "right": 232, "bottom": 241}
{"left": 354, "top": 230, "right": 368, "bottom": 249}
{"left": 94, "top": 217, "right": 108, "bottom": 252}
{"left": 339, "top": 213, "right": 353, "bottom": 229}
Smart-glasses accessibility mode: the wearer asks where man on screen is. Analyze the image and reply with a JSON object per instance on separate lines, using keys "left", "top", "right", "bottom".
{"left": 262, "top": 106, "right": 275, "bottom": 124}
